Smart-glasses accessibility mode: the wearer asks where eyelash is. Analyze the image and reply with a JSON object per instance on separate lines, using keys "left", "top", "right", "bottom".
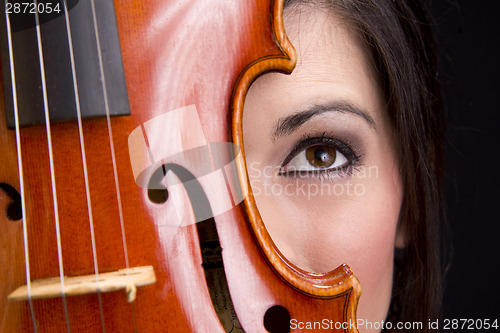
{"left": 278, "top": 133, "right": 362, "bottom": 179}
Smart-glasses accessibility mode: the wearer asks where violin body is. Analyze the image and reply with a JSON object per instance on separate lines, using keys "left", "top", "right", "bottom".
{"left": 1, "top": 1, "right": 360, "bottom": 332}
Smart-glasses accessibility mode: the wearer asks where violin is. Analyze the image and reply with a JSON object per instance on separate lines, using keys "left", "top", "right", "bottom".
{"left": 0, "top": 0, "right": 360, "bottom": 331}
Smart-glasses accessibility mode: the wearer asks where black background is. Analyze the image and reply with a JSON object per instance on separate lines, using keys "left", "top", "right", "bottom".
{"left": 430, "top": 0, "right": 500, "bottom": 326}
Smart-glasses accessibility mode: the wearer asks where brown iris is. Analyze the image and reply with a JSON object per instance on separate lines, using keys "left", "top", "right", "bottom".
{"left": 305, "top": 145, "right": 336, "bottom": 168}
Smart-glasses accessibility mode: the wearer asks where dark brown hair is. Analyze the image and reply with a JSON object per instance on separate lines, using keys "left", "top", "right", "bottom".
{"left": 285, "top": 0, "right": 446, "bottom": 331}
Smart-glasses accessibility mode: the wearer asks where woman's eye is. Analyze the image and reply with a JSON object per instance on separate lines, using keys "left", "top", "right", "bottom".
{"left": 281, "top": 144, "right": 349, "bottom": 174}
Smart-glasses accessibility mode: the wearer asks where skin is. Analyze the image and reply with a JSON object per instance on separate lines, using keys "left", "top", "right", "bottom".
{"left": 243, "top": 5, "right": 404, "bottom": 332}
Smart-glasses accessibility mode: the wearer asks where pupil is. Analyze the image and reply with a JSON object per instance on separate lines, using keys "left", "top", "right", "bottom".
{"left": 315, "top": 149, "right": 328, "bottom": 162}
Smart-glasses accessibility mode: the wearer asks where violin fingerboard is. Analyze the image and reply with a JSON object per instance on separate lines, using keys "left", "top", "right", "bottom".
{"left": 0, "top": 0, "right": 130, "bottom": 128}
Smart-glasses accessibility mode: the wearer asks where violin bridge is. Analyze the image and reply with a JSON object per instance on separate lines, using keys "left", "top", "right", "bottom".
{"left": 7, "top": 265, "right": 156, "bottom": 303}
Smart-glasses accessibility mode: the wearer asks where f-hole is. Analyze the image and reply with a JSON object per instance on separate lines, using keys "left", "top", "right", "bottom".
{"left": 0, "top": 183, "right": 22, "bottom": 221}
{"left": 148, "top": 163, "right": 243, "bottom": 332}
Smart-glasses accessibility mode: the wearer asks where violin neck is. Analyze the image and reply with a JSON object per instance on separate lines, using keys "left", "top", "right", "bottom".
{"left": 0, "top": 0, "right": 129, "bottom": 128}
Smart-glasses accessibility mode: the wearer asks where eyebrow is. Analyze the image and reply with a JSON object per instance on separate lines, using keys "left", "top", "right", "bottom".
{"left": 272, "top": 101, "right": 376, "bottom": 140}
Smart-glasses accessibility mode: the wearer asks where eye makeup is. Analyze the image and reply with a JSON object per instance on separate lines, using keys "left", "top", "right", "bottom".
{"left": 278, "top": 131, "right": 364, "bottom": 180}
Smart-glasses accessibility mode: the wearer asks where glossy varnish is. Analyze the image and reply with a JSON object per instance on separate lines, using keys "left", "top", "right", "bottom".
{"left": 0, "top": 1, "right": 360, "bottom": 332}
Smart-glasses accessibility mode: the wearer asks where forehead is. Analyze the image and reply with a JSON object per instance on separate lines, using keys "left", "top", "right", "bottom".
{"left": 286, "top": 6, "right": 377, "bottom": 92}
{"left": 246, "top": 5, "right": 384, "bottom": 126}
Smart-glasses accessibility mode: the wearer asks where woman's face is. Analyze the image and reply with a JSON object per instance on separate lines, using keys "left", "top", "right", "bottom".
{"left": 243, "top": 5, "right": 404, "bottom": 331}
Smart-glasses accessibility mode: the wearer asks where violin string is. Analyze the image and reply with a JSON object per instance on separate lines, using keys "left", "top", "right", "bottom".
{"left": 61, "top": 1, "right": 106, "bottom": 332}
{"left": 89, "top": 0, "right": 130, "bottom": 270}
{"left": 4, "top": 5, "right": 38, "bottom": 332}
{"left": 33, "top": 1, "right": 70, "bottom": 331}
{"left": 89, "top": 2, "right": 138, "bottom": 328}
